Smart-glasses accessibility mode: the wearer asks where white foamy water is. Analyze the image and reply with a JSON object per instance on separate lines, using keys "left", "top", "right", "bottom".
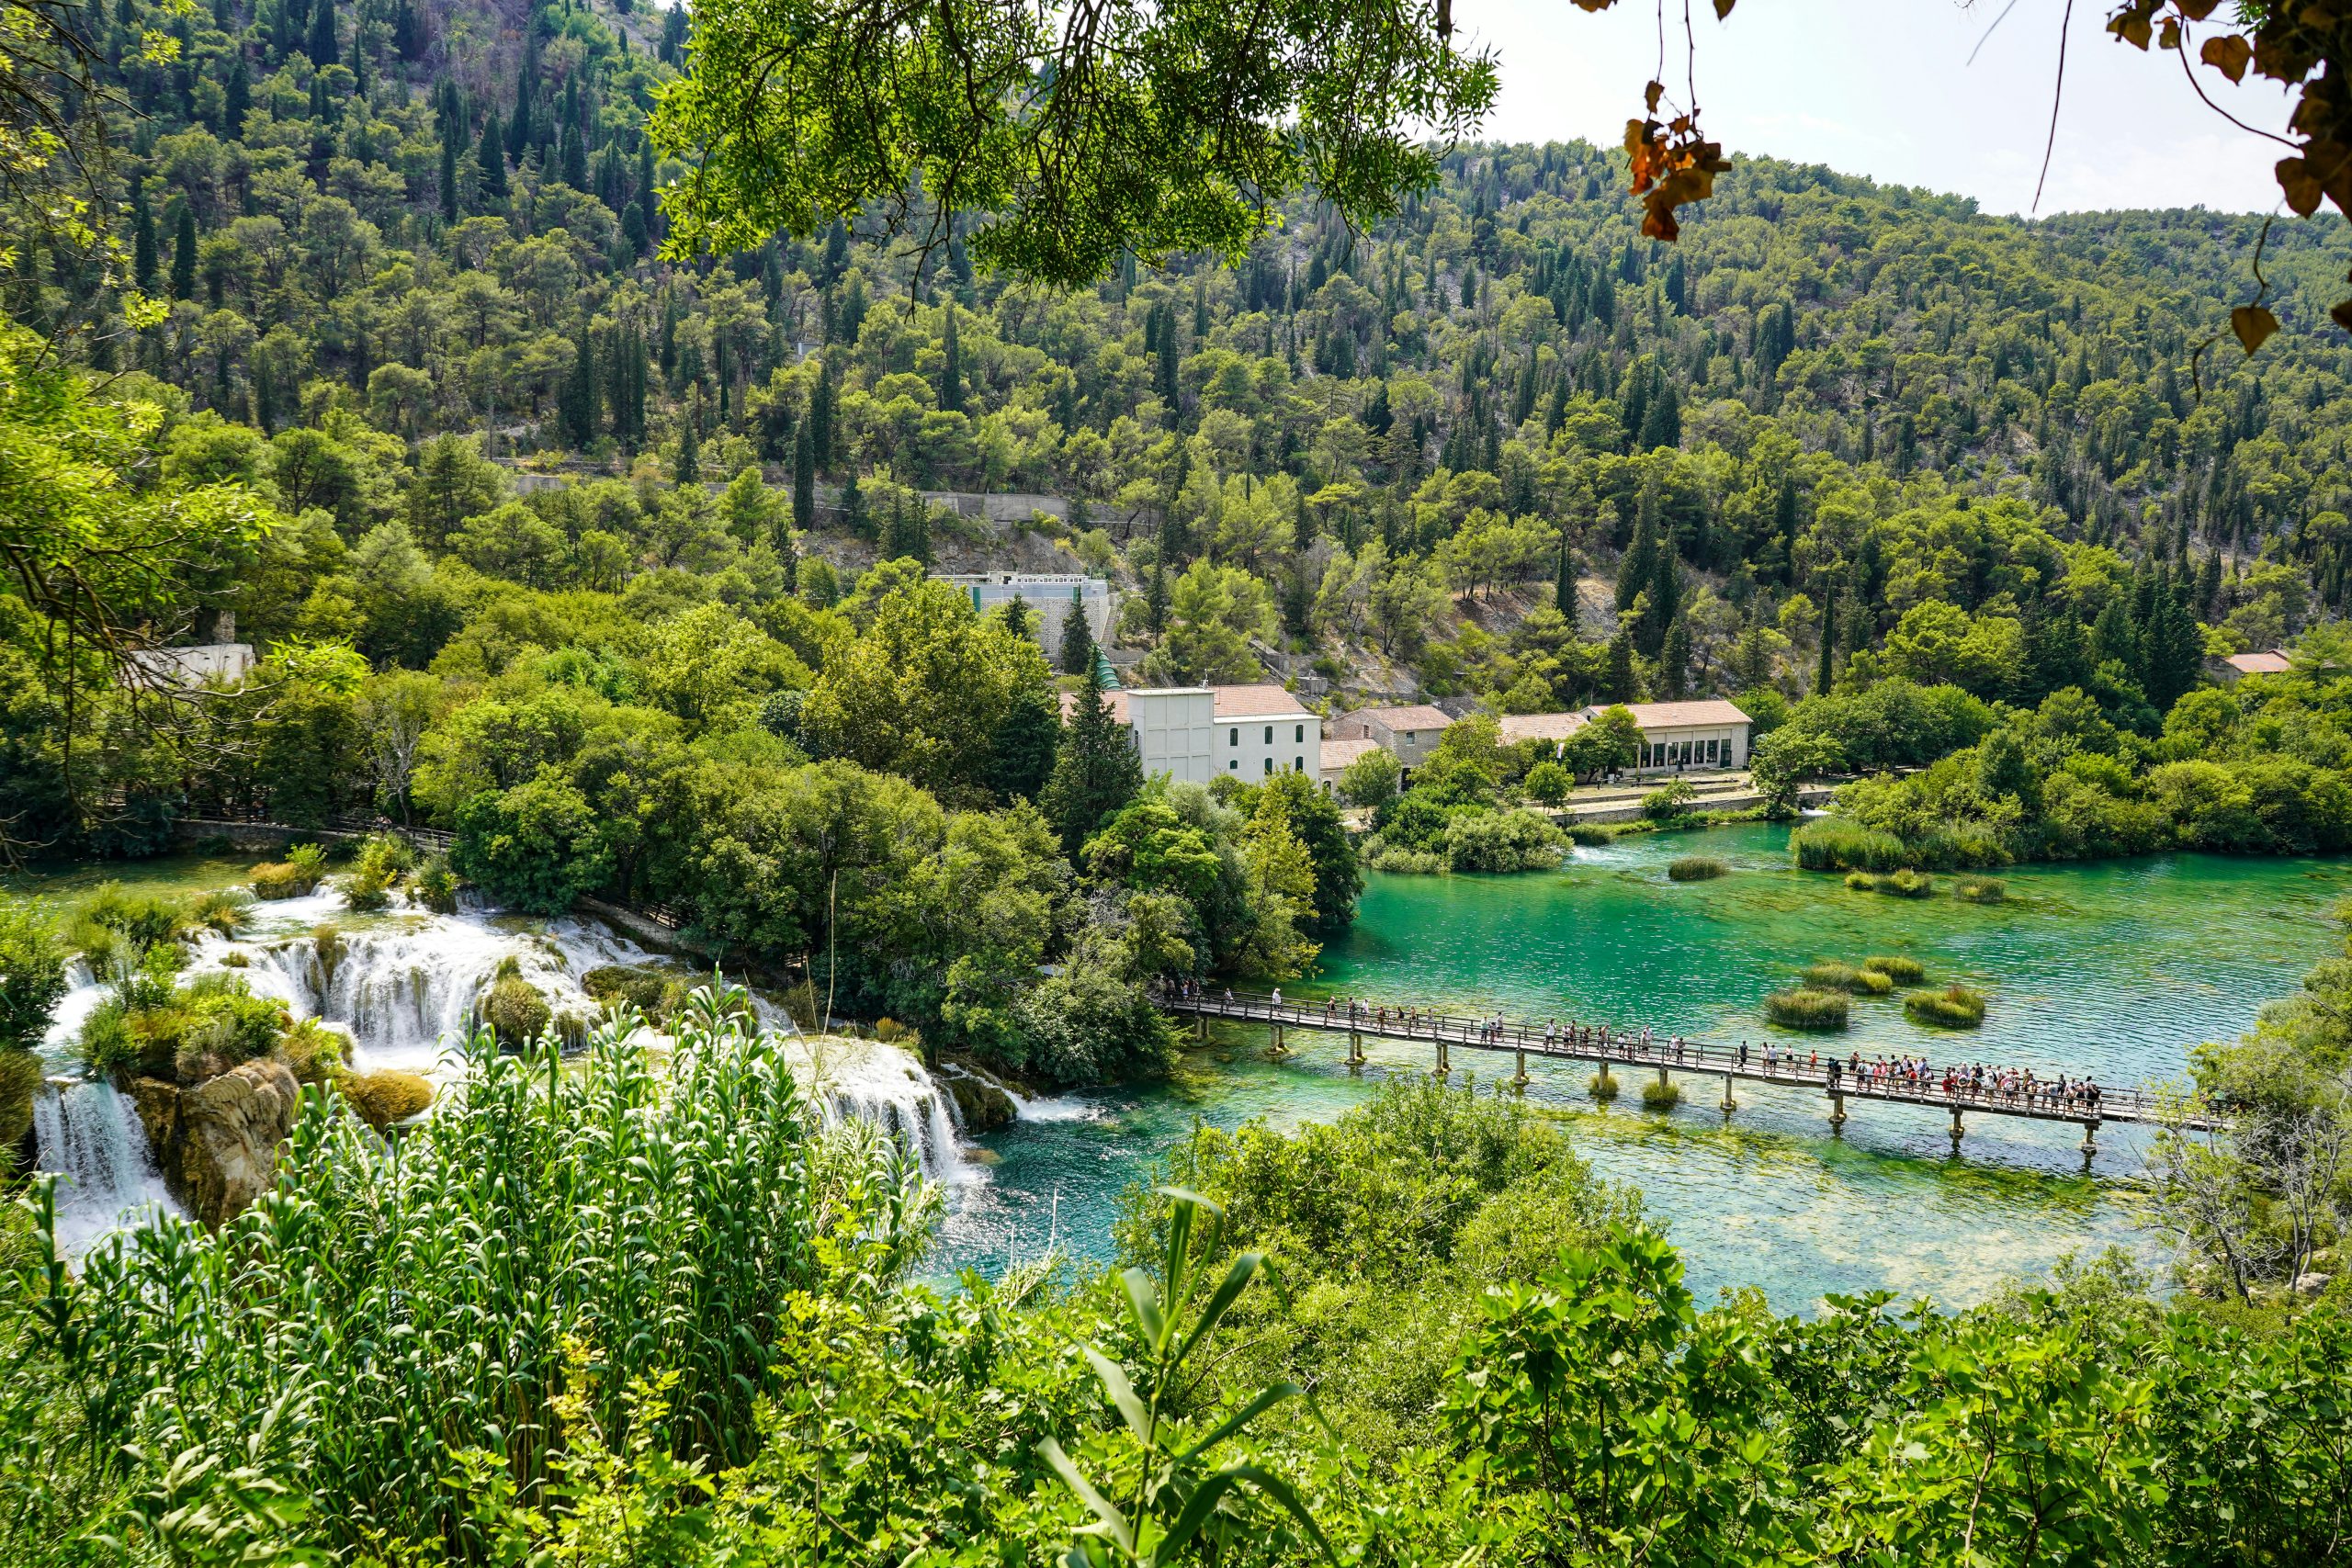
{"left": 32, "top": 1078, "right": 181, "bottom": 1258}
{"left": 782, "top": 1034, "right": 969, "bottom": 1181}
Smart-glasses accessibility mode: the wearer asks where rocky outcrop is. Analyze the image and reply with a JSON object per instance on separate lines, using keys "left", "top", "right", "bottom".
{"left": 167, "top": 1058, "right": 300, "bottom": 1227}
{"left": 127, "top": 1076, "right": 181, "bottom": 1155}
{"left": 939, "top": 1060, "right": 1019, "bottom": 1132}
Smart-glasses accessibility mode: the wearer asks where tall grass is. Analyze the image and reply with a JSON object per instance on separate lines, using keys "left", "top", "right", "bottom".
{"left": 1905, "top": 985, "right": 1988, "bottom": 1029}
{"left": 1954, "top": 876, "right": 2007, "bottom": 904}
{"left": 1668, "top": 856, "right": 1728, "bottom": 882}
{"left": 1791, "top": 818, "right": 1906, "bottom": 874}
{"left": 1862, "top": 954, "right": 1927, "bottom": 984}
{"left": 27, "top": 994, "right": 934, "bottom": 1561}
{"left": 1763, "top": 988, "right": 1849, "bottom": 1030}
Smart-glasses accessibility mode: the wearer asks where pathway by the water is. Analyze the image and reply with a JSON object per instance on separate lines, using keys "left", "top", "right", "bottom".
{"left": 938, "top": 826, "right": 2351, "bottom": 1311}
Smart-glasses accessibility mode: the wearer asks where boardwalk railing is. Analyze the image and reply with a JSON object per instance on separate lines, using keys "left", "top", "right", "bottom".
{"left": 1158, "top": 987, "right": 2223, "bottom": 1151}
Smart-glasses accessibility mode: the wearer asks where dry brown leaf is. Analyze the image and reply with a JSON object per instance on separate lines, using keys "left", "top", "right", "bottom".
{"left": 2232, "top": 305, "right": 2279, "bottom": 355}
{"left": 2200, "top": 33, "right": 2253, "bottom": 83}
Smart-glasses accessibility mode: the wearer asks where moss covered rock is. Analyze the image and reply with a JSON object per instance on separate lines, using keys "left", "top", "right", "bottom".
{"left": 0, "top": 1048, "right": 43, "bottom": 1177}
{"left": 483, "top": 974, "right": 552, "bottom": 1045}
{"left": 169, "top": 1056, "right": 300, "bottom": 1227}
{"left": 338, "top": 1069, "right": 435, "bottom": 1129}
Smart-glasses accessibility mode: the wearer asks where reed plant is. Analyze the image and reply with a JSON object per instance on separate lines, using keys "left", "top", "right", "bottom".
{"left": 22, "top": 994, "right": 933, "bottom": 1562}
{"left": 1640, "top": 1077, "right": 1681, "bottom": 1110}
{"left": 1905, "top": 985, "right": 1988, "bottom": 1029}
{"left": 1763, "top": 988, "right": 1849, "bottom": 1030}
{"left": 1877, "top": 868, "right": 1934, "bottom": 898}
{"left": 1566, "top": 824, "right": 1613, "bottom": 847}
{"left": 1668, "top": 855, "right": 1728, "bottom": 882}
{"left": 1801, "top": 962, "right": 1862, "bottom": 991}
{"left": 1862, "top": 954, "right": 1926, "bottom": 984}
{"left": 1954, "top": 876, "right": 2007, "bottom": 904}
{"left": 1791, "top": 818, "right": 1906, "bottom": 873}
{"left": 1589, "top": 1070, "right": 1620, "bottom": 1100}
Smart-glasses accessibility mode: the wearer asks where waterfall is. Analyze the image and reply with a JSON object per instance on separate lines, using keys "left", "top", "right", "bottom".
{"left": 780, "top": 1035, "right": 969, "bottom": 1181}
{"left": 31, "top": 1079, "right": 183, "bottom": 1258}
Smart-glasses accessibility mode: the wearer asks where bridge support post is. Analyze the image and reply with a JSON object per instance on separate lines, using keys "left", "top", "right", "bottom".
{"left": 1828, "top": 1090, "right": 1846, "bottom": 1133}
{"left": 2081, "top": 1118, "right": 2100, "bottom": 1166}
{"left": 1657, "top": 1066, "right": 1669, "bottom": 1089}
{"left": 1949, "top": 1106, "right": 1964, "bottom": 1149}
{"left": 1434, "top": 1038, "right": 1451, "bottom": 1078}
{"left": 1347, "top": 1031, "right": 1364, "bottom": 1068}
{"left": 1270, "top": 1021, "right": 1287, "bottom": 1057}
{"left": 1195, "top": 1013, "right": 1207, "bottom": 1041}
{"left": 1720, "top": 1074, "right": 1736, "bottom": 1114}
{"left": 1513, "top": 1048, "right": 1528, "bottom": 1090}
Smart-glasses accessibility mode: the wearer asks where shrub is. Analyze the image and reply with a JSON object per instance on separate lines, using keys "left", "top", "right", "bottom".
{"left": 338, "top": 1068, "right": 435, "bottom": 1129}
{"left": 1844, "top": 872, "right": 1876, "bottom": 892}
{"left": 1522, "top": 759, "right": 1572, "bottom": 806}
{"left": 1362, "top": 837, "right": 1448, "bottom": 874}
{"left": 454, "top": 779, "right": 615, "bottom": 915}
{"left": 1955, "top": 875, "right": 2007, "bottom": 904}
{"left": 1441, "top": 808, "right": 1566, "bottom": 874}
{"left": 280, "top": 1017, "right": 352, "bottom": 1083}
{"left": 1905, "top": 985, "right": 1987, "bottom": 1029}
{"left": 65, "top": 884, "right": 190, "bottom": 955}
{"left": 190, "top": 889, "right": 253, "bottom": 937}
{"left": 1792, "top": 818, "right": 1908, "bottom": 873}
{"left": 483, "top": 974, "right": 552, "bottom": 1045}
{"left": 1588, "top": 1070, "right": 1620, "bottom": 1100}
{"left": 1763, "top": 987, "right": 1850, "bottom": 1030}
{"left": 0, "top": 1046, "right": 43, "bottom": 1164}
{"left": 1640, "top": 1077, "right": 1681, "bottom": 1111}
{"left": 1642, "top": 779, "right": 1698, "bottom": 823}
{"left": 345, "top": 835, "right": 415, "bottom": 913}
{"left": 1862, "top": 954, "right": 1927, "bottom": 984}
{"left": 582, "top": 964, "right": 685, "bottom": 1019}
{"left": 413, "top": 855, "right": 460, "bottom": 913}
{"left": 251, "top": 859, "right": 324, "bottom": 899}
{"left": 1668, "top": 855, "right": 1728, "bottom": 882}
{"left": 0, "top": 899, "right": 68, "bottom": 1054}
{"left": 286, "top": 843, "right": 329, "bottom": 878}
{"left": 1877, "top": 868, "right": 1934, "bottom": 898}
{"left": 1566, "top": 824, "right": 1612, "bottom": 847}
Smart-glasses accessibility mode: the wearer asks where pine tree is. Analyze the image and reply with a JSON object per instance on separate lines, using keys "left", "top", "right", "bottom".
{"left": 1060, "top": 601, "right": 1098, "bottom": 676}
{"left": 477, "top": 113, "right": 508, "bottom": 201}
{"left": 169, "top": 205, "right": 197, "bottom": 300}
{"left": 1041, "top": 664, "right": 1143, "bottom": 854}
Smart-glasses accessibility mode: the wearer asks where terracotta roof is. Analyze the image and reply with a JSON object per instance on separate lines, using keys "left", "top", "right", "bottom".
{"left": 1610, "top": 699, "right": 1752, "bottom": 729}
{"left": 1351, "top": 704, "right": 1454, "bottom": 732}
{"left": 1211, "top": 683, "right": 1309, "bottom": 718}
{"left": 2224, "top": 649, "right": 2293, "bottom": 675}
{"left": 1320, "top": 737, "right": 1381, "bottom": 773}
{"left": 1498, "top": 711, "right": 1589, "bottom": 743}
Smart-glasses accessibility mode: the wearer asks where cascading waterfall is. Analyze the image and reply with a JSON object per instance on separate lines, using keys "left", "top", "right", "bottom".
{"left": 32, "top": 1078, "right": 181, "bottom": 1258}
{"left": 780, "top": 1034, "right": 969, "bottom": 1181}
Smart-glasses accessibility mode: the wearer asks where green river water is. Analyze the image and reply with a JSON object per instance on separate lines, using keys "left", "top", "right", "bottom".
{"left": 938, "top": 825, "right": 2352, "bottom": 1311}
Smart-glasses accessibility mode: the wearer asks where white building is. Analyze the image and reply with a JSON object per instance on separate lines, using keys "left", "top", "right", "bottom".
{"left": 940, "top": 573, "right": 1115, "bottom": 660}
{"left": 1498, "top": 699, "right": 1752, "bottom": 773}
{"left": 1090, "top": 684, "right": 1323, "bottom": 785}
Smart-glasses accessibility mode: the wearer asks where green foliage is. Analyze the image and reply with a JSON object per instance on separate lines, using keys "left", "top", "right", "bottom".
{"left": 1861, "top": 953, "right": 1927, "bottom": 984}
{"left": 1764, "top": 987, "right": 1850, "bottom": 1030}
{"left": 1954, "top": 874, "right": 2008, "bottom": 904}
{"left": 1791, "top": 818, "right": 1909, "bottom": 873}
{"left": 1665, "top": 854, "right": 1726, "bottom": 881}
{"left": 1905, "top": 985, "right": 1988, "bottom": 1029}
{"left": 482, "top": 974, "right": 553, "bottom": 1047}
{"left": 1639, "top": 1077, "right": 1681, "bottom": 1111}
{"left": 1587, "top": 1070, "right": 1620, "bottom": 1101}
{"left": 81, "top": 958, "right": 287, "bottom": 1083}
{"left": 1336, "top": 746, "right": 1402, "bottom": 810}
{"left": 412, "top": 854, "right": 460, "bottom": 914}
{"left": 454, "top": 779, "right": 615, "bottom": 916}
{"left": 1521, "top": 758, "right": 1572, "bottom": 806}
{"left": 1440, "top": 807, "right": 1566, "bottom": 874}
{"left": 0, "top": 899, "right": 67, "bottom": 1054}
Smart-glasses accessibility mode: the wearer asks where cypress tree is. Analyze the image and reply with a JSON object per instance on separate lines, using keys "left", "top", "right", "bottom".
{"left": 131, "top": 191, "right": 156, "bottom": 292}
{"left": 938, "top": 305, "right": 962, "bottom": 412}
{"left": 1660, "top": 619, "right": 1692, "bottom": 700}
{"left": 563, "top": 331, "right": 598, "bottom": 446}
{"left": 439, "top": 137, "right": 459, "bottom": 220}
{"left": 636, "top": 139, "right": 658, "bottom": 239}
{"left": 307, "top": 0, "right": 336, "bottom": 67}
{"left": 792, "top": 421, "right": 816, "bottom": 533}
{"left": 1041, "top": 663, "right": 1143, "bottom": 855}
{"left": 224, "top": 52, "right": 250, "bottom": 136}
{"left": 1059, "top": 601, "right": 1097, "bottom": 676}
{"left": 808, "top": 362, "right": 833, "bottom": 467}
{"left": 1604, "top": 628, "right": 1636, "bottom": 703}
{"left": 675, "top": 392, "right": 701, "bottom": 483}
{"left": 477, "top": 113, "right": 508, "bottom": 201}
{"left": 1816, "top": 584, "right": 1838, "bottom": 697}
{"left": 169, "top": 205, "right": 197, "bottom": 300}
{"left": 1555, "top": 538, "right": 1575, "bottom": 619}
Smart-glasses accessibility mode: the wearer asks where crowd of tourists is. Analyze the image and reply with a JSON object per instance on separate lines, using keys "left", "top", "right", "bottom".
{"left": 1159, "top": 982, "right": 2108, "bottom": 1116}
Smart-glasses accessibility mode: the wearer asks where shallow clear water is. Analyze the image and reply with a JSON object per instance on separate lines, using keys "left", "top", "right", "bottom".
{"left": 937, "top": 827, "right": 2350, "bottom": 1311}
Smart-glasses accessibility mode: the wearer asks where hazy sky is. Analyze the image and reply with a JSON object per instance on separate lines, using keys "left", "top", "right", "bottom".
{"left": 1462, "top": 0, "right": 2297, "bottom": 216}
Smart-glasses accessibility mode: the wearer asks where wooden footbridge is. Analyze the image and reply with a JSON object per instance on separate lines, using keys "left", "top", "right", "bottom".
{"left": 1159, "top": 988, "right": 2222, "bottom": 1157}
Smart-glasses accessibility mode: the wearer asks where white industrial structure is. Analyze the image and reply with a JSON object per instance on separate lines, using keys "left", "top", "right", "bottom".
{"left": 940, "top": 573, "right": 1115, "bottom": 660}
{"left": 1088, "top": 684, "right": 1323, "bottom": 784}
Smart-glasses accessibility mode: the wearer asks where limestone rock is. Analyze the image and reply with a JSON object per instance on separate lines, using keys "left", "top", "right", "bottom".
{"left": 172, "top": 1057, "right": 300, "bottom": 1227}
{"left": 127, "top": 1076, "right": 181, "bottom": 1155}
{"left": 940, "top": 1062, "right": 1018, "bottom": 1132}
{"left": 2294, "top": 1271, "right": 2331, "bottom": 1299}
